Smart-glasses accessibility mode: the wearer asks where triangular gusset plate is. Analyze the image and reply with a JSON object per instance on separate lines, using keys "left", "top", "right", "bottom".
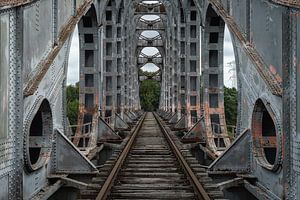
{"left": 138, "top": 110, "right": 144, "bottom": 117}
{"left": 157, "top": 110, "right": 163, "bottom": 116}
{"left": 164, "top": 112, "right": 173, "bottom": 120}
{"left": 114, "top": 113, "right": 130, "bottom": 131}
{"left": 52, "top": 130, "right": 97, "bottom": 173}
{"left": 162, "top": 112, "right": 172, "bottom": 120}
{"left": 162, "top": 111, "right": 171, "bottom": 118}
{"left": 128, "top": 111, "right": 138, "bottom": 120}
{"left": 137, "top": 110, "right": 144, "bottom": 117}
{"left": 98, "top": 117, "right": 122, "bottom": 141}
{"left": 208, "top": 129, "right": 251, "bottom": 172}
{"left": 182, "top": 117, "right": 206, "bottom": 142}
{"left": 132, "top": 110, "right": 140, "bottom": 118}
{"left": 123, "top": 112, "right": 134, "bottom": 124}
{"left": 168, "top": 112, "right": 178, "bottom": 124}
{"left": 174, "top": 115, "right": 187, "bottom": 130}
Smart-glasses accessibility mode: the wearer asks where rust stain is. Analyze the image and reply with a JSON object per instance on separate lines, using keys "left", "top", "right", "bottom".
{"left": 0, "top": 0, "right": 32, "bottom": 8}
{"left": 23, "top": 0, "right": 94, "bottom": 97}
{"left": 290, "top": 11, "right": 300, "bottom": 17}
{"left": 254, "top": 136, "right": 277, "bottom": 148}
{"left": 209, "top": 0, "right": 283, "bottom": 96}
{"left": 269, "top": 65, "right": 277, "bottom": 75}
{"left": 73, "top": 105, "right": 98, "bottom": 146}
{"left": 275, "top": 74, "right": 282, "bottom": 83}
{"left": 269, "top": 65, "right": 283, "bottom": 83}
{"left": 272, "top": 0, "right": 300, "bottom": 8}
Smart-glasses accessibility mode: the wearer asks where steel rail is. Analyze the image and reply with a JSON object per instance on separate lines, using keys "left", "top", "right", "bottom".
{"left": 153, "top": 112, "right": 211, "bottom": 200}
{"left": 95, "top": 113, "right": 146, "bottom": 200}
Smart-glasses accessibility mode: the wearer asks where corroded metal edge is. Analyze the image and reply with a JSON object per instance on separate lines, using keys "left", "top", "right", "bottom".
{"left": 270, "top": 0, "right": 300, "bottom": 8}
{"left": 23, "top": 0, "right": 94, "bottom": 97}
{"left": 209, "top": 0, "right": 283, "bottom": 96}
{"left": 0, "top": 0, "right": 34, "bottom": 9}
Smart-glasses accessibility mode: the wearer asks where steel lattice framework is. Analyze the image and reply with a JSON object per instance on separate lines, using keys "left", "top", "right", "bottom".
{"left": 0, "top": 0, "right": 299, "bottom": 199}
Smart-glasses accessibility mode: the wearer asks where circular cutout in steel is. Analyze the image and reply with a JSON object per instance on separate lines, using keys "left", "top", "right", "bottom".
{"left": 25, "top": 99, "right": 53, "bottom": 172}
{"left": 251, "top": 99, "right": 279, "bottom": 171}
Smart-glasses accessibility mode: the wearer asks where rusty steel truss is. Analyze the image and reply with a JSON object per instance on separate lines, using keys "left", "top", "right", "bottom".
{"left": 0, "top": 0, "right": 299, "bottom": 199}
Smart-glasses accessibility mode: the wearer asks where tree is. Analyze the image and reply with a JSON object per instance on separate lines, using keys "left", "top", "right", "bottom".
{"left": 67, "top": 100, "right": 79, "bottom": 126}
{"left": 224, "top": 86, "right": 238, "bottom": 126}
{"left": 139, "top": 69, "right": 160, "bottom": 78}
{"left": 66, "top": 82, "right": 79, "bottom": 103}
{"left": 139, "top": 79, "right": 160, "bottom": 111}
{"left": 66, "top": 83, "right": 79, "bottom": 125}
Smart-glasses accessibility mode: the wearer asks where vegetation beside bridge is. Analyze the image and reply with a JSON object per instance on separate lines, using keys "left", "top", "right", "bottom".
{"left": 66, "top": 82, "right": 237, "bottom": 127}
{"left": 139, "top": 79, "right": 161, "bottom": 111}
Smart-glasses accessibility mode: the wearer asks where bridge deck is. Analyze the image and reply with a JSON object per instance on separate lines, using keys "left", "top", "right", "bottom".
{"left": 78, "top": 112, "right": 225, "bottom": 199}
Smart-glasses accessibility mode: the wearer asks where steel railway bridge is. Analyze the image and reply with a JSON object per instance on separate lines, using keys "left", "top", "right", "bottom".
{"left": 0, "top": 0, "right": 299, "bottom": 199}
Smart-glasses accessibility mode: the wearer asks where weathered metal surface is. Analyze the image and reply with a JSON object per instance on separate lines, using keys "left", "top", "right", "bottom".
{"left": 0, "top": 8, "right": 22, "bottom": 199}
{"left": 0, "top": 0, "right": 299, "bottom": 199}
{"left": 201, "top": 1, "right": 287, "bottom": 198}
{"left": 0, "top": 14, "right": 9, "bottom": 140}
{"left": 168, "top": 111, "right": 179, "bottom": 124}
{"left": 208, "top": 0, "right": 283, "bottom": 96}
{"left": 31, "top": 180, "right": 64, "bottom": 200}
{"left": 23, "top": 0, "right": 94, "bottom": 96}
{"left": 182, "top": 117, "right": 206, "bottom": 142}
{"left": 0, "top": 0, "right": 33, "bottom": 8}
{"left": 98, "top": 117, "right": 122, "bottom": 142}
{"left": 271, "top": 0, "right": 300, "bottom": 8}
{"left": 51, "top": 130, "right": 97, "bottom": 173}
{"left": 123, "top": 112, "right": 134, "bottom": 124}
{"left": 173, "top": 114, "right": 188, "bottom": 131}
{"left": 216, "top": 177, "right": 244, "bottom": 191}
{"left": 114, "top": 113, "right": 130, "bottom": 131}
{"left": 209, "top": 129, "right": 251, "bottom": 172}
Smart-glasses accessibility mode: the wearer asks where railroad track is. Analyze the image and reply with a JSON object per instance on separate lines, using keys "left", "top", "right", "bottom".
{"left": 78, "top": 112, "right": 225, "bottom": 200}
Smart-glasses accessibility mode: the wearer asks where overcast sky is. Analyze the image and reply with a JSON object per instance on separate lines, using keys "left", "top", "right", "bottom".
{"left": 67, "top": 26, "right": 80, "bottom": 86}
{"left": 67, "top": 25, "right": 236, "bottom": 88}
{"left": 223, "top": 25, "right": 237, "bottom": 88}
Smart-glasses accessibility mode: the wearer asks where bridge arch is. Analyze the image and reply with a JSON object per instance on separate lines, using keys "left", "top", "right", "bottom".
{"left": 1, "top": 1, "right": 299, "bottom": 199}
{"left": 67, "top": 4, "right": 99, "bottom": 143}
{"left": 201, "top": 4, "right": 240, "bottom": 154}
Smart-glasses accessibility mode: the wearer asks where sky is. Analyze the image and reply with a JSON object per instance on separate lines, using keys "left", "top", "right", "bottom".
{"left": 67, "top": 26, "right": 80, "bottom": 86}
{"left": 67, "top": 25, "right": 236, "bottom": 88}
{"left": 223, "top": 25, "right": 237, "bottom": 88}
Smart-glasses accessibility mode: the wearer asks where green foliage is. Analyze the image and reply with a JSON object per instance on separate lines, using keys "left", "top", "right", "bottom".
{"left": 139, "top": 69, "right": 159, "bottom": 77}
{"left": 139, "top": 79, "right": 160, "bottom": 111}
{"left": 66, "top": 83, "right": 79, "bottom": 125}
{"left": 224, "top": 86, "right": 238, "bottom": 126}
{"left": 68, "top": 100, "right": 79, "bottom": 125}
